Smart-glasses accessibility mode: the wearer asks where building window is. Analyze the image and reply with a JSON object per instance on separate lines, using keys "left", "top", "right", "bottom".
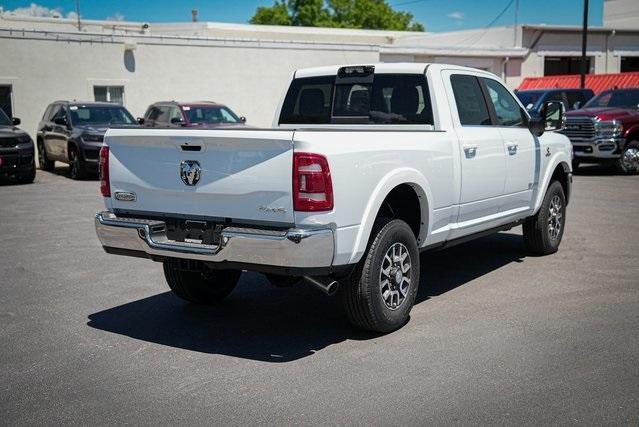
{"left": 621, "top": 57, "right": 639, "bottom": 73}
{"left": 94, "top": 86, "right": 124, "bottom": 104}
{"left": 544, "top": 57, "right": 592, "bottom": 76}
{"left": 0, "top": 85, "right": 13, "bottom": 118}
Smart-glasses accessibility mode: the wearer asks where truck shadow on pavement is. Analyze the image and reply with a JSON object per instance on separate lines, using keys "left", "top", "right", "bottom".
{"left": 87, "top": 232, "right": 526, "bottom": 362}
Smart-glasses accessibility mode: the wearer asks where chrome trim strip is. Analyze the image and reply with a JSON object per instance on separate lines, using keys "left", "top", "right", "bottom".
{"left": 95, "top": 211, "right": 334, "bottom": 268}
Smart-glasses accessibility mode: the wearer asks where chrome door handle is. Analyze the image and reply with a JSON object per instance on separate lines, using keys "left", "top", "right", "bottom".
{"left": 463, "top": 144, "right": 478, "bottom": 158}
{"left": 507, "top": 143, "right": 518, "bottom": 155}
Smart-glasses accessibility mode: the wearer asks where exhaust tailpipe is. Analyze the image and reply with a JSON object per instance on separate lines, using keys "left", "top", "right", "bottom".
{"left": 304, "top": 276, "right": 339, "bottom": 296}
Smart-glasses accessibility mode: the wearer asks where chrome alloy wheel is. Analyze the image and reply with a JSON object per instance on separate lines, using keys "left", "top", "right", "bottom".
{"left": 620, "top": 147, "right": 639, "bottom": 173}
{"left": 379, "top": 242, "right": 411, "bottom": 310}
{"left": 548, "top": 195, "right": 563, "bottom": 241}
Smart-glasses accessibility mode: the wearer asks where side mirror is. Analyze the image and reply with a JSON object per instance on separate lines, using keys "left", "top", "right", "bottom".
{"left": 240, "top": 116, "right": 246, "bottom": 123}
{"left": 542, "top": 101, "right": 565, "bottom": 132}
{"left": 53, "top": 117, "right": 68, "bottom": 126}
{"left": 11, "top": 117, "right": 21, "bottom": 126}
{"left": 170, "top": 117, "right": 184, "bottom": 125}
{"left": 137, "top": 117, "right": 145, "bottom": 125}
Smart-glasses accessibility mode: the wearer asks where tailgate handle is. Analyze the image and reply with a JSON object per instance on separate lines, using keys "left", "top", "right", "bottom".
{"left": 181, "top": 145, "right": 201, "bottom": 152}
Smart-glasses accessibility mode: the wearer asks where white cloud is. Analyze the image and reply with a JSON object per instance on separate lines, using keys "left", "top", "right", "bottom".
{"left": 3, "top": 2, "right": 78, "bottom": 19}
{"left": 447, "top": 11, "right": 465, "bottom": 20}
{"left": 106, "top": 12, "right": 125, "bottom": 21}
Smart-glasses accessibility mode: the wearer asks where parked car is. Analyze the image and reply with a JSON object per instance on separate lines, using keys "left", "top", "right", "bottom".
{"left": 0, "top": 109, "right": 35, "bottom": 183}
{"left": 138, "top": 101, "right": 247, "bottom": 128}
{"left": 516, "top": 88, "right": 595, "bottom": 118}
{"left": 94, "top": 63, "right": 572, "bottom": 333}
{"left": 37, "top": 101, "right": 138, "bottom": 179}
{"left": 562, "top": 87, "right": 639, "bottom": 174}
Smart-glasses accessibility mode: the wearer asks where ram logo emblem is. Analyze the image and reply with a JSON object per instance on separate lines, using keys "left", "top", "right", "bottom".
{"left": 180, "top": 160, "right": 201, "bottom": 186}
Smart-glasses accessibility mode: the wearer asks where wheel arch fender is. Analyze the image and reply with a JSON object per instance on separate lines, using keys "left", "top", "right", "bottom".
{"left": 623, "top": 124, "right": 639, "bottom": 145}
{"left": 533, "top": 152, "right": 571, "bottom": 215}
{"left": 66, "top": 139, "right": 81, "bottom": 162}
{"left": 348, "top": 167, "right": 433, "bottom": 264}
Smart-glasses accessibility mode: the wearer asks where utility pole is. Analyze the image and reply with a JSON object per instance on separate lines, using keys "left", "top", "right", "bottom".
{"left": 75, "top": 0, "right": 81, "bottom": 31}
{"left": 580, "top": 0, "right": 589, "bottom": 89}
{"left": 513, "top": 0, "right": 519, "bottom": 46}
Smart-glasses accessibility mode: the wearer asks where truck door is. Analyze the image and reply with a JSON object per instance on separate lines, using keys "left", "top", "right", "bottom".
{"left": 446, "top": 72, "right": 506, "bottom": 234}
{"left": 480, "top": 77, "right": 536, "bottom": 214}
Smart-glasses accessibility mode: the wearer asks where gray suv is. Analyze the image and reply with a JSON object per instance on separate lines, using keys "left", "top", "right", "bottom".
{"left": 36, "top": 101, "right": 138, "bottom": 179}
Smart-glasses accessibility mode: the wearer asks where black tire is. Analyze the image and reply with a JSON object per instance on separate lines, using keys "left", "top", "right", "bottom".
{"left": 523, "top": 180, "right": 566, "bottom": 255}
{"left": 37, "top": 140, "right": 54, "bottom": 172}
{"left": 616, "top": 141, "right": 639, "bottom": 175}
{"left": 17, "top": 164, "right": 36, "bottom": 184}
{"left": 163, "top": 258, "right": 241, "bottom": 304}
{"left": 341, "top": 218, "right": 420, "bottom": 333}
{"left": 68, "top": 145, "right": 86, "bottom": 180}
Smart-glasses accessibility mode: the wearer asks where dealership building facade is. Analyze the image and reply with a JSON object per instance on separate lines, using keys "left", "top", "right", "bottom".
{"left": 1, "top": 0, "right": 638, "bottom": 136}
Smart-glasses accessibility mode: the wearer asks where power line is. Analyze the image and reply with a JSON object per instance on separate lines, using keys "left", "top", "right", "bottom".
{"left": 451, "top": 0, "right": 516, "bottom": 51}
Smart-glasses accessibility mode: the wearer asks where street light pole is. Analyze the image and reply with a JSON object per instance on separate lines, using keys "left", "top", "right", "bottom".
{"left": 75, "top": 0, "right": 81, "bottom": 31}
{"left": 580, "top": 0, "right": 589, "bottom": 89}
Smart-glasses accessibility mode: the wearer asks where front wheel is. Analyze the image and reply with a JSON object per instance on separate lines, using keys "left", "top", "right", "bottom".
{"left": 616, "top": 141, "right": 639, "bottom": 175}
{"left": 341, "top": 218, "right": 420, "bottom": 333}
{"left": 523, "top": 180, "right": 566, "bottom": 255}
{"left": 68, "top": 146, "right": 86, "bottom": 180}
{"left": 163, "top": 258, "right": 241, "bottom": 304}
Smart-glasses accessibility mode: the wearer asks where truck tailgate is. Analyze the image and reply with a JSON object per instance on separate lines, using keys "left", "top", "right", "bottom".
{"left": 105, "top": 129, "right": 295, "bottom": 225}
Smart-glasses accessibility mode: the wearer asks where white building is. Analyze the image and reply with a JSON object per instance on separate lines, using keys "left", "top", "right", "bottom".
{"left": 1, "top": 0, "right": 638, "bottom": 138}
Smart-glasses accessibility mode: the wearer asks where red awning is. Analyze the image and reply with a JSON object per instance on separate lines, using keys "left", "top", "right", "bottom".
{"left": 518, "top": 72, "right": 639, "bottom": 94}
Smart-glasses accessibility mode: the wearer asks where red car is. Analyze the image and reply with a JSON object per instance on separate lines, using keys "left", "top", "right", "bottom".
{"left": 563, "top": 88, "right": 639, "bottom": 174}
{"left": 139, "top": 101, "right": 247, "bottom": 128}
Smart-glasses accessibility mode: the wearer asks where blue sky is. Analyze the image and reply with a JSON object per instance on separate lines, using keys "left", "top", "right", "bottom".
{"left": 0, "top": 0, "right": 604, "bottom": 32}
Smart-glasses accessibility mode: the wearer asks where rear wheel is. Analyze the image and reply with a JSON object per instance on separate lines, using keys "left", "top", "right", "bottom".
{"left": 68, "top": 146, "right": 86, "bottom": 180}
{"left": 163, "top": 258, "right": 241, "bottom": 304}
{"left": 341, "top": 218, "right": 420, "bottom": 333}
{"left": 616, "top": 141, "right": 639, "bottom": 175}
{"left": 37, "top": 140, "right": 54, "bottom": 171}
{"left": 523, "top": 180, "right": 566, "bottom": 255}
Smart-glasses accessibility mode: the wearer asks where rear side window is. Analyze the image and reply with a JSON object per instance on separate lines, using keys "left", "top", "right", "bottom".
{"left": 279, "top": 76, "right": 335, "bottom": 124}
{"left": 155, "top": 106, "right": 171, "bottom": 124}
{"left": 278, "top": 74, "right": 433, "bottom": 125}
{"left": 450, "top": 74, "right": 491, "bottom": 126}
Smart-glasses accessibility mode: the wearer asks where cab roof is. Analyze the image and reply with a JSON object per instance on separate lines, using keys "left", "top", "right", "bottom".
{"left": 294, "top": 62, "right": 495, "bottom": 79}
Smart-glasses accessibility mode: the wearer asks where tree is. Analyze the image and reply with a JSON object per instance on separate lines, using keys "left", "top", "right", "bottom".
{"left": 250, "top": 0, "right": 425, "bottom": 31}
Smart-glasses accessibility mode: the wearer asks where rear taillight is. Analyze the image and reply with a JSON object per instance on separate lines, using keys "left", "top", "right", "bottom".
{"left": 99, "top": 146, "right": 110, "bottom": 197}
{"left": 293, "top": 152, "right": 333, "bottom": 212}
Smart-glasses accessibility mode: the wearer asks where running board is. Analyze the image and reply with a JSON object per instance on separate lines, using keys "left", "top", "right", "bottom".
{"left": 421, "top": 220, "right": 524, "bottom": 252}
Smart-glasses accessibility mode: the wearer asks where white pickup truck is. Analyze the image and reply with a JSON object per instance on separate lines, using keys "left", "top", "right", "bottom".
{"left": 95, "top": 63, "right": 572, "bottom": 333}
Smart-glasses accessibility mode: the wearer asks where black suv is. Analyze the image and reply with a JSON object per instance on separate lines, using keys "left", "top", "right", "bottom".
{"left": 36, "top": 101, "right": 138, "bottom": 179}
{"left": 516, "top": 88, "right": 595, "bottom": 118}
{"left": 0, "top": 109, "right": 35, "bottom": 184}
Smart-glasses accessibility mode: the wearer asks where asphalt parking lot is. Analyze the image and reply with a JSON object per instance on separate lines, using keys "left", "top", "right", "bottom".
{"left": 1, "top": 165, "right": 638, "bottom": 425}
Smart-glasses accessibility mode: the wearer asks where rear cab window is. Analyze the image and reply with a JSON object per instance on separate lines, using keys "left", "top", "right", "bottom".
{"left": 278, "top": 67, "right": 433, "bottom": 125}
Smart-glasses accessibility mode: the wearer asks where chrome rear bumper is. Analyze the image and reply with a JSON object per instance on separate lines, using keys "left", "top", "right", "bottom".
{"left": 94, "top": 211, "right": 334, "bottom": 268}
